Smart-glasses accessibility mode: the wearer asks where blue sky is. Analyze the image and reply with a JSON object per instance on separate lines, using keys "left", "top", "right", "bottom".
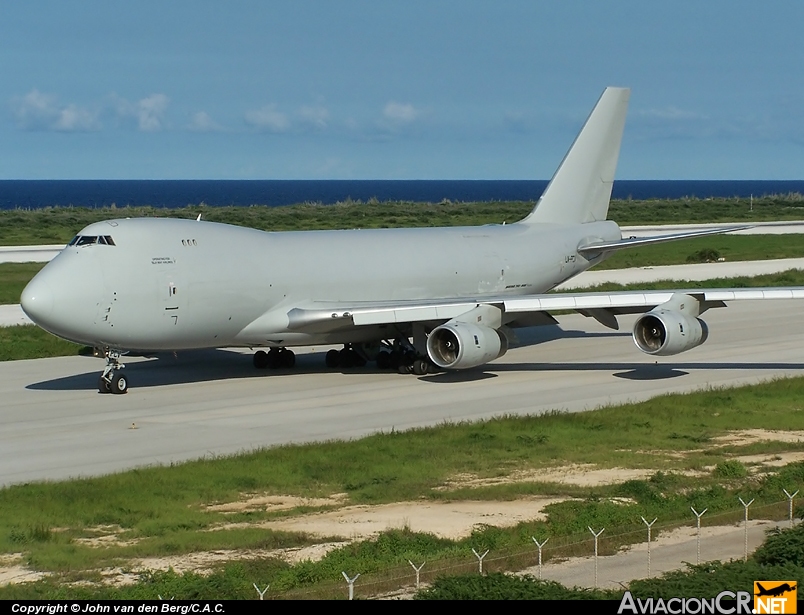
{"left": 2, "top": 1, "right": 803, "bottom": 180}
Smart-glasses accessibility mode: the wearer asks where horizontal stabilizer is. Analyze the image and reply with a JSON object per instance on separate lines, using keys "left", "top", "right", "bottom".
{"left": 577, "top": 225, "right": 752, "bottom": 256}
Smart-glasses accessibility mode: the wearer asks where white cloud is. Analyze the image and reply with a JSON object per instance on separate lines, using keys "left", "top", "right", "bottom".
{"left": 245, "top": 104, "right": 290, "bottom": 132}
{"left": 112, "top": 93, "right": 170, "bottom": 132}
{"left": 11, "top": 89, "right": 100, "bottom": 131}
{"left": 297, "top": 105, "right": 329, "bottom": 130}
{"left": 383, "top": 101, "right": 418, "bottom": 123}
{"left": 189, "top": 111, "right": 222, "bottom": 132}
{"left": 136, "top": 93, "right": 170, "bottom": 132}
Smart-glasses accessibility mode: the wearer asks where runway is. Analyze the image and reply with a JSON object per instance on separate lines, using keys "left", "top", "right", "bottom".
{"left": 1, "top": 300, "right": 803, "bottom": 486}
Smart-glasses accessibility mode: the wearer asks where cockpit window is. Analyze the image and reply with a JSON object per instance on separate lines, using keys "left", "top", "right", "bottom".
{"left": 69, "top": 235, "right": 116, "bottom": 247}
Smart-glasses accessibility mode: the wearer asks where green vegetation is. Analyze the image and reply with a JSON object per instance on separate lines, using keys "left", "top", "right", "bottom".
{"left": 1, "top": 193, "right": 804, "bottom": 246}
{"left": 0, "top": 325, "right": 89, "bottom": 361}
{"left": 601, "top": 234, "right": 804, "bottom": 269}
{"left": 562, "top": 269, "right": 804, "bottom": 294}
{"left": 1, "top": 377, "right": 804, "bottom": 597}
{"left": 415, "top": 573, "right": 613, "bottom": 600}
{"left": 0, "top": 262, "right": 45, "bottom": 304}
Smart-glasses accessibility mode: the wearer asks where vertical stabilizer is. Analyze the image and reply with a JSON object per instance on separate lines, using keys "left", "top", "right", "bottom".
{"left": 520, "top": 87, "right": 630, "bottom": 225}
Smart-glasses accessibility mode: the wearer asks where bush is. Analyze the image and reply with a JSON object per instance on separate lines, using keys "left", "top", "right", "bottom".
{"left": 712, "top": 460, "right": 748, "bottom": 479}
{"left": 686, "top": 248, "right": 721, "bottom": 263}
{"left": 414, "top": 573, "right": 613, "bottom": 600}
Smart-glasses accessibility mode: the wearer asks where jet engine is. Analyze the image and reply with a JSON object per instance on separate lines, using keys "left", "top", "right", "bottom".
{"left": 427, "top": 321, "right": 508, "bottom": 369}
{"left": 633, "top": 309, "right": 708, "bottom": 356}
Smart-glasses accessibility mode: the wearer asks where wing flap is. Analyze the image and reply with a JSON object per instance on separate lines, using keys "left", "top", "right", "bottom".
{"left": 351, "top": 302, "right": 480, "bottom": 326}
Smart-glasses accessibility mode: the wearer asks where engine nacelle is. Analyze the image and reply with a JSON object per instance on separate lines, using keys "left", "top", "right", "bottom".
{"left": 427, "top": 321, "right": 508, "bottom": 369}
{"left": 633, "top": 309, "right": 709, "bottom": 356}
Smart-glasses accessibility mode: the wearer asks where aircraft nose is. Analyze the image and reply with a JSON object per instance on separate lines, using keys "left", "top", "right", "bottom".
{"left": 20, "top": 275, "right": 55, "bottom": 324}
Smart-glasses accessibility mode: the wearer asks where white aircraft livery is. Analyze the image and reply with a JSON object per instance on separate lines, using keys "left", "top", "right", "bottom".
{"left": 20, "top": 87, "right": 804, "bottom": 394}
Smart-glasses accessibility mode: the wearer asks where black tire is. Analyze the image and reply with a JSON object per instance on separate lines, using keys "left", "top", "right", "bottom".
{"left": 267, "top": 348, "right": 281, "bottom": 369}
{"left": 339, "top": 348, "right": 355, "bottom": 368}
{"left": 325, "top": 349, "right": 340, "bottom": 368}
{"left": 376, "top": 352, "right": 391, "bottom": 370}
{"left": 280, "top": 349, "right": 296, "bottom": 368}
{"left": 253, "top": 350, "right": 269, "bottom": 369}
{"left": 412, "top": 358, "right": 429, "bottom": 376}
{"left": 97, "top": 374, "right": 111, "bottom": 394}
{"left": 110, "top": 371, "right": 128, "bottom": 395}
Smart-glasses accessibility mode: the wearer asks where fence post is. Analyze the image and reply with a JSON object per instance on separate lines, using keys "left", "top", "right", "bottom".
{"left": 641, "top": 517, "right": 657, "bottom": 577}
{"left": 532, "top": 537, "right": 549, "bottom": 580}
{"left": 738, "top": 497, "right": 754, "bottom": 563}
{"left": 408, "top": 560, "right": 425, "bottom": 589}
{"left": 784, "top": 489, "right": 799, "bottom": 528}
{"left": 472, "top": 548, "right": 490, "bottom": 575}
{"left": 691, "top": 506, "right": 707, "bottom": 565}
{"left": 342, "top": 571, "right": 360, "bottom": 600}
{"left": 588, "top": 526, "right": 605, "bottom": 589}
{"left": 253, "top": 584, "right": 269, "bottom": 600}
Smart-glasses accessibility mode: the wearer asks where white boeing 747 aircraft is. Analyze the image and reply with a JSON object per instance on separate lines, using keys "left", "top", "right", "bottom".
{"left": 20, "top": 87, "right": 804, "bottom": 394}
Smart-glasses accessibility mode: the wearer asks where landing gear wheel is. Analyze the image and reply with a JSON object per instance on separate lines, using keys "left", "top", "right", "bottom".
{"left": 325, "top": 349, "right": 340, "bottom": 368}
{"left": 339, "top": 347, "right": 355, "bottom": 368}
{"left": 279, "top": 348, "right": 296, "bottom": 368}
{"left": 253, "top": 350, "right": 269, "bottom": 369}
{"left": 267, "top": 348, "right": 281, "bottom": 369}
{"left": 376, "top": 351, "right": 391, "bottom": 370}
{"left": 100, "top": 349, "right": 128, "bottom": 393}
{"left": 109, "top": 371, "right": 128, "bottom": 395}
{"left": 412, "top": 358, "right": 429, "bottom": 376}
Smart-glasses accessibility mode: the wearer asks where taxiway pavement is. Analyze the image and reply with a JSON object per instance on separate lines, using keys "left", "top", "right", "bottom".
{"left": 1, "top": 300, "right": 803, "bottom": 486}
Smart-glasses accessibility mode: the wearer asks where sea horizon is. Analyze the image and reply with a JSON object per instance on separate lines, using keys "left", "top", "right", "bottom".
{"left": 1, "top": 179, "right": 803, "bottom": 210}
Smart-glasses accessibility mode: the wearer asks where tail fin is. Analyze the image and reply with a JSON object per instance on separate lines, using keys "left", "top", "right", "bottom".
{"left": 520, "top": 87, "right": 630, "bottom": 225}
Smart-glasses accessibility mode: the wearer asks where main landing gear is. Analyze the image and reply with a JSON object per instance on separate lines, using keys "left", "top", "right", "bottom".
{"left": 98, "top": 350, "right": 128, "bottom": 394}
{"left": 326, "top": 342, "right": 437, "bottom": 375}
{"left": 253, "top": 347, "right": 296, "bottom": 369}
{"left": 324, "top": 344, "right": 367, "bottom": 369}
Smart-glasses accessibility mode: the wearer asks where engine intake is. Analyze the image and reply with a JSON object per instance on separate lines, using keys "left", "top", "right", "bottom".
{"left": 633, "top": 309, "right": 708, "bottom": 356}
{"left": 427, "top": 321, "right": 508, "bottom": 369}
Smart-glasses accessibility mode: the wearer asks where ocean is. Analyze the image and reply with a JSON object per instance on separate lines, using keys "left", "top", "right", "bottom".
{"left": 1, "top": 179, "right": 803, "bottom": 210}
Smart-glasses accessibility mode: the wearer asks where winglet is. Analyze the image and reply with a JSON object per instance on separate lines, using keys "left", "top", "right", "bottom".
{"left": 520, "top": 87, "right": 630, "bottom": 226}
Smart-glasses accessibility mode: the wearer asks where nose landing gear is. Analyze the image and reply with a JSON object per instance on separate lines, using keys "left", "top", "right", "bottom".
{"left": 98, "top": 350, "right": 128, "bottom": 394}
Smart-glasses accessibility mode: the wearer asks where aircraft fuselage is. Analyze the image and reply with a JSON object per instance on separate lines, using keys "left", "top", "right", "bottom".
{"left": 22, "top": 216, "right": 620, "bottom": 351}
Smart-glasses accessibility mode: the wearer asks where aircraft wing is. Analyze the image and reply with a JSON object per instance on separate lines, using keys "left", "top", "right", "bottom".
{"left": 282, "top": 286, "right": 804, "bottom": 332}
